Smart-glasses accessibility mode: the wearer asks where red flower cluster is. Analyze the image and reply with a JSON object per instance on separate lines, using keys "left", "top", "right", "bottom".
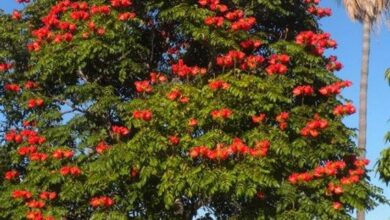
{"left": 231, "top": 17, "right": 256, "bottom": 31}
{"left": 319, "top": 80, "right": 352, "bottom": 96}
{"left": 112, "top": 125, "right": 130, "bottom": 136}
{"left": 333, "top": 103, "right": 356, "bottom": 116}
{"left": 295, "top": 31, "right": 337, "bottom": 55}
{"left": 135, "top": 80, "right": 153, "bottom": 93}
{"left": 0, "top": 63, "right": 13, "bottom": 72}
{"left": 60, "top": 166, "right": 82, "bottom": 176}
{"left": 26, "top": 211, "right": 55, "bottom": 220}
{"left": 307, "top": 6, "right": 332, "bottom": 17}
{"left": 118, "top": 12, "right": 136, "bottom": 21}
{"left": 39, "top": 191, "right": 57, "bottom": 200}
{"left": 96, "top": 141, "right": 111, "bottom": 154}
{"left": 210, "top": 108, "right": 233, "bottom": 120}
{"left": 4, "top": 83, "right": 21, "bottom": 92}
{"left": 26, "top": 200, "right": 45, "bottom": 208}
{"left": 5, "top": 129, "right": 46, "bottom": 145}
{"left": 12, "top": 10, "right": 22, "bottom": 20}
{"left": 198, "top": 0, "right": 228, "bottom": 13}
{"left": 189, "top": 139, "right": 271, "bottom": 160}
{"left": 199, "top": 1, "right": 255, "bottom": 31}
{"left": 241, "top": 55, "right": 265, "bottom": 70}
{"left": 326, "top": 55, "right": 343, "bottom": 72}
{"left": 171, "top": 59, "right": 207, "bottom": 77}
{"left": 289, "top": 157, "right": 369, "bottom": 210}
{"left": 300, "top": 115, "right": 328, "bottom": 137}
{"left": 149, "top": 72, "right": 168, "bottom": 84}
{"left": 276, "top": 112, "right": 289, "bottom": 130}
{"left": 30, "top": 153, "right": 49, "bottom": 161}
{"left": 90, "top": 196, "right": 115, "bottom": 208}
{"left": 288, "top": 160, "right": 346, "bottom": 184}
{"left": 292, "top": 85, "right": 314, "bottom": 96}
{"left": 27, "top": 98, "right": 45, "bottom": 109}
{"left": 326, "top": 182, "right": 344, "bottom": 196}
{"left": 204, "top": 16, "right": 224, "bottom": 27}
{"left": 133, "top": 110, "right": 153, "bottom": 121}
{"left": 18, "top": 145, "right": 38, "bottom": 156}
{"left": 208, "top": 80, "right": 230, "bottom": 91}
{"left": 252, "top": 113, "right": 266, "bottom": 124}
{"left": 240, "top": 39, "right": 262, "bottom": 50}
{"left": 25, "top": 81, "right": 39, "bottom": 89}
{"left": 265, "top": 54, "right": 290, "bottom": 75}
{"left": 216, "top": 50, "right": 245, "bottom": 68}
{"left": 111, "top": 0, "right": 133, "bottom": 7}
{"left": 52, "top": 149, "right": 74, "bottom": 159}
{"left": 12, "top": 190, "right": 33, "bottom": 200}
{"left": 168, "top": 136, "right": 180, "bottom": 145}
{"left": 167, "top": 89, "right": 190, "bottom": 103}
{"left": 4, "top": 170, "right": 19, "bottom": 180}
{"left": 225, "top": 10, "right": 244, "bottom": 21}
{"left": 29, "top": 0, "right": 136, "bottom": 50}
{"left": 188, "top": 118, "right": 198, "bottom": 127}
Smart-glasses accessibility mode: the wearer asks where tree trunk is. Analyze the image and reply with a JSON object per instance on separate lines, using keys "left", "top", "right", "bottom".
{"left": 357, "top": 15, "right": 371, "bottom": 220}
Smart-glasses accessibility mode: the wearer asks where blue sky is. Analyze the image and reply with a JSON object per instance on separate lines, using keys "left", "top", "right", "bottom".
{"left": 1, "top": 1, "right": 390, "bottom": 219}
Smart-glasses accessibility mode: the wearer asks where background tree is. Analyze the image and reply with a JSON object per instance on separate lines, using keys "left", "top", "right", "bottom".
{"left": 0, "top": 0, "right": 386, "bottom": 219}
{"left": 341, "top": 0, "right": 390, "bottom": 219}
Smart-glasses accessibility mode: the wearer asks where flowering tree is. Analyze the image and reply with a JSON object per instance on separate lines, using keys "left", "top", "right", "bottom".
{"left": 0, "top": 0, "right": 385, "bottom": 219}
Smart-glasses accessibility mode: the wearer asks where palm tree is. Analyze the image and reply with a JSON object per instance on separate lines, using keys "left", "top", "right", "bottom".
{"left": 341, "top": 0, "right": 390, "bottom": 219}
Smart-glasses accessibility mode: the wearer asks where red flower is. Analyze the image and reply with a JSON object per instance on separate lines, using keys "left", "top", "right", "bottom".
{"left": 111, "top": 0, "right": 132, "bottom": 7}
{"left": 18, "top": 145, "right": 38, "bottom": 156}
{"left": 4, "top": 170, "right": 18, "bottom": 180}
{"left": 168, "top": 136, "right": 180, "bottom": 145}
{"left": 231, "top": 17, "right": 256, "bottom": 31}
{"left": 4, "top": 84, "right": 21, "bottom": 92}
{"left": 26, "top": 200, "right": 45, "bottom": 209}
{"left": 112, "top": 125, "right": 130, "bottom": 136}
{"left": 90, "top": 196, "right": 115, "bottom": 208}
{"left": 319, "top": 81, "right": 352, "bottom": 96}
{"left": 225, "top": 10, "right": 244, "bottom": 21}
{"left": 39, "top": 191, "right": 57, "bottom": 200}
{"left": 26, "top": 211, "right": 42, "bottom": 220}
{"left": 0, "top": 63, "right": 13, "bottom": 72}
{"left": 135, "top": 80, "right": 153, "bottom": 93}
{"left": 172, "top": 59, "right": 206, "bottom": 77}
{"left": 133, "top": 110, "right": 153, "bottom": 121}
{"left": 149, "top": 72, "right": 167, "bottom": 83}
{"left": 60, "top": 166, "right": 82, "bottom": 176}
{"left": 292, "top": 85, "right": 314, "bottom": 96}
{"left": 326, "top": 56, "right": 343, "bottom": 72}
{"left": 300, "top": 115, "right": 328, "bottom": 138}
{"left": 332, "top": 202, "right": 343, "bottom": 210}
{"left": 296, "top": 31, "right": 337, "bottom": 56}
{"left": 96, "top": 142, "right": 111, "bottom": 154}
{"left": 12, "top": 190, "right": 32, "bottom": 200}
{"left": 12, "top": 10, "right": 22, "bottom": 20}
{"left": 25, "top": 81, "right": 39, "bottom": 89}
{"left": 211, "top": 108, "right": 233, "bottom": 120}
{"left": 252, "top": 114, "right": 266, "bottom": 124}
{"left": 188, "top": 118, "right": 198, "bottom": 127}
{"left": 118, "top": 12, "right": 136, "bottom": 21}
{"left": 52, "top": 149, "right": 74, "bottom": 159}
{"left": 208, "top": 80, "right": 230, "bottom": 91}
{"left": 240, "top": 39, "right": 262, "bottom": 49}
{"left": 204, "top": 16, "right": 224, "bottom": 27}
{"left": 333, "top": 103, "right": 356, "bottom": 116}
{"left": 29, "top": 152, "right": 48, "bottom": 161}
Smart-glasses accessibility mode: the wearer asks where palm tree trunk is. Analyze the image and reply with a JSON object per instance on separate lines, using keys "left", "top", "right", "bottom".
{"left": 357, "top": 14, "right": 371, "bottom": 220}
